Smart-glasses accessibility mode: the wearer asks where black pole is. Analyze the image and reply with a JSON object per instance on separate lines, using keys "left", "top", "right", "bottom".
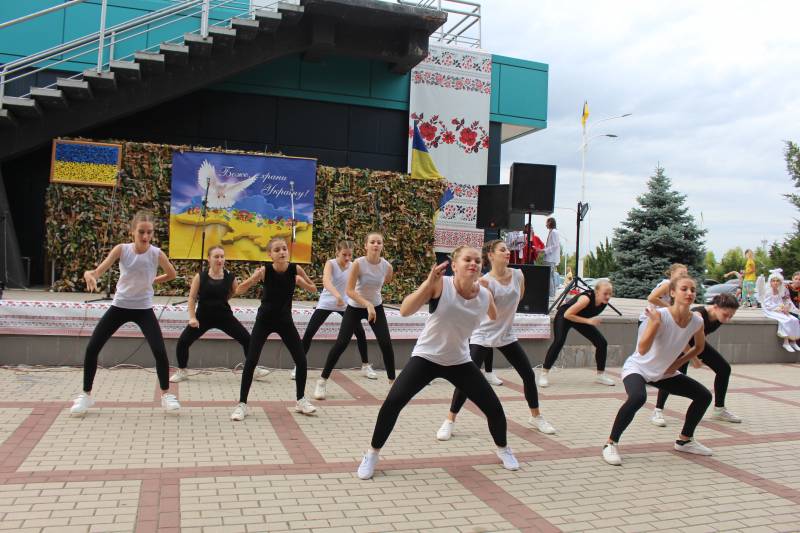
{"left": 574, "top": 202, "right": 581, "bottom": 277}
{"left": 173, "top": 176, "right": 213, "bottom": 306}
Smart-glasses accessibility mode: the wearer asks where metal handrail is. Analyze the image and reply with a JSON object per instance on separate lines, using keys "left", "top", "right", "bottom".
{"left": 0, "top": 0, "right": 261, "bottom": 110}
{"left": 396, "top": 0, "right": 481, "bottom": 48}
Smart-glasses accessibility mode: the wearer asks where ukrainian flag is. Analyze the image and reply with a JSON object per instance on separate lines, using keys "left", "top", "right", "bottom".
{"left": 410, "top": 122, "right": 443, "bottom": 180}
{"left": 51, "top": 141, "right": 121, "bottom": 186}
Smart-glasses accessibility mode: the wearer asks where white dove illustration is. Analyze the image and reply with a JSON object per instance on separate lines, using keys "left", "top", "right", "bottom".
{"left": 197, "top": 160, "right": 257, "bottom": 209}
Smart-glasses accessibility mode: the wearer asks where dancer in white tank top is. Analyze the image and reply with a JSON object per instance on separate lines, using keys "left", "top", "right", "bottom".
{"left": 436, "top": 240, "right": 556, "bottom": 441}
{"left": 298, "top": 240, "right": 372, "bottom": 380}
{"left": 315, "top": 232, "right": 396, "bottom": 400}
{"left": 603, "top": 275, "right": 712, "bottom": 466}
{"left": 357, "top": 246, "right": 519, "bottom": 480}
{"left": 70, "top": 211, "right": 180, "bottom": 417}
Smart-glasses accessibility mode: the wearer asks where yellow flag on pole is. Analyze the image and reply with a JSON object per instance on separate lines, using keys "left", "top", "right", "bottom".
{"left": 581, "top": 101, "right": 589, "bottom": 128}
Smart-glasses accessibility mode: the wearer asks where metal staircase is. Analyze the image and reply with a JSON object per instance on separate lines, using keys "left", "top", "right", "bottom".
{"left": 0, "top": 0, "right": 447, "bottom": 162}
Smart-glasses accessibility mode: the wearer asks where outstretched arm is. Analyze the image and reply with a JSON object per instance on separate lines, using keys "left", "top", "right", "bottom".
{"left": 84, "top": 244, "right": 123, "bottom": 292}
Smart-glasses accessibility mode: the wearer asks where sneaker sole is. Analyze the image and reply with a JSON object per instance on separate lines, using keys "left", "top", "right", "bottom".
{"left": 295, "top": 409, "right": 317, "bottom": 415}
{"left": 711, "top": 416, "right": 742, "bottom": 423}
{"left": 69, "top": 410, "right": 88, "bottom": 418}
{"left": 603, "top": 458, "right": 622, "bottom": 466}
{"left": 650, "top": 419, "right": 667, "bottom": 427}
{"left": 436, "top": 434, "right": 452, "bottom": 441}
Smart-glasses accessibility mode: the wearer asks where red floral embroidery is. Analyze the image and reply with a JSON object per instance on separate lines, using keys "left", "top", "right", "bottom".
{"left": 459, "top": 128, "right": 477, "bottom": 146}
{"left": 419, "top": 122, "right": 437, "bottom": 141}
{"left": 442, "top": 131, "right": 455, "bottom": 144}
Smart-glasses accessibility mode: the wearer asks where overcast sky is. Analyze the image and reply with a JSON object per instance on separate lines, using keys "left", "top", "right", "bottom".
{"left": 480, "top": 1, "right": 800, "bottom": 259}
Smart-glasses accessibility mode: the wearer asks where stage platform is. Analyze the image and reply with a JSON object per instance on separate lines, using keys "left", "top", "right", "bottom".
{"left": 0, "top": 290, "right": 796, "bottom": 369}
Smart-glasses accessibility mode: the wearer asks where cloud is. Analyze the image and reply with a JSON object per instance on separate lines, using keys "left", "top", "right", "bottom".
{"left": 486, "top": 1, "right": 800, "bottom": 256}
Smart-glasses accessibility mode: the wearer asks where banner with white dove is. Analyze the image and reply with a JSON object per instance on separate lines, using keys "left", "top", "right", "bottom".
{"left": 169, "top": 152, "right": 317, "bottom": 262}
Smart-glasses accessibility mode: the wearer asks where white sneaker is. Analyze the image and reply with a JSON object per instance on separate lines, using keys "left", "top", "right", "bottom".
{"left": 783, "top": 342, "right": 795, "bottom": 352}
{"left": 711, "top": 407, "right": 742, "bottom": 423}
{"left": 70, "top": 392, "right": 95, "bottom": 417}
{"left": 538, "top": 373, "right": 549, "bottom": 388}
{"left": 313, "top": 379, "right": 327, "bottom": 400}
{"left": 484, "top": 371, "right": 503, "bottom": 386}
{"left": 295, "top": 397, "right": 317, "bottom": 415}
{"left": 254, "top": 367, "right": 271, "bottom": 381}
{"left": 496, "top": 446, "right": 519, "bottom": 471}
{"left": 436, "top": 420, "right": 454, "bottom": 441}
{"left": 595, "top": 373, "right": 616, "bottom": 386}
{"left": 357, "top": 450, "right": 379, "bottom": 480}
{"left": 231, "top": 402, "right": 247, "bottom": 421}
{"left": 161, "top": 393, "right": 181, "bottom": 413}
{"left": 169, "top": 368, "right": 188, "bottom": 383}
{"left": 529, "top": 415, "right": 556, "bottom": 434}
{"left": 674, "top": 439, "right": 713, "bottom": 456}
{"left": 602, "top": 443, "right": 622, "bottom": 465}
{"left": 792, "top": 342, "right": 800, "bottom": 351}
{"left": 650, "top": 408, "right": 667, "bottom": 427}
{"left": 290, "top": 366, "right": 296, "bottom": 380}
{"left": 361, "top": 364, "right": 378, "bottom": 380}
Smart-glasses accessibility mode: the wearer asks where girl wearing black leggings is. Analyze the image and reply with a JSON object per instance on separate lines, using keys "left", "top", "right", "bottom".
{"left": 357, "top": 246, "right": 518, "bottom": 480}
{"left": 315, "top": 231, "right": 396, "bottom": 400}
{"left": 603, "top": 275, "right": 712, "bottom": 466}
{"left": 169, "top": 246, "right": 269, "bottom": 383}
{"left": 231, "top": 237, "right": 318, "bottom": 421}
{"left": 296, "top": 240, "right": 372, "bottom": 380}
{"left": 540, "top": 280, "right": 616, "bottom": 388}
{"left": 651, "top": 293, "right": 741, "bottom": 426}
{"left": 436, "top": 240, "right": 556, "bottom": 440}
{"left": 71, "top": 210, "right": 179, "bottom": 417}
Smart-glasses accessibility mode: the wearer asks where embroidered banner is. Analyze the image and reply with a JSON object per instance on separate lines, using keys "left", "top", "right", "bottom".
{"left": 0, "top": 300, "right": 551, "bottom": 340}
{"left": 408, "top": 44, "right": 492, "bottom": 252}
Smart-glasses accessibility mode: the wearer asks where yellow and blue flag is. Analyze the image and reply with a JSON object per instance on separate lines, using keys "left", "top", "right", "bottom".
{"left": 410, "top": 122, "right": 443, "bottom": 180}
{"left": 51, "top": 140, "right": 121, "bottom": 187}
{"left": 581, "top": 100, "right": 590, "bottom": 129}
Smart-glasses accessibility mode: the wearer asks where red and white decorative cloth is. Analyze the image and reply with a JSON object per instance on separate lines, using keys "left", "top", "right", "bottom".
{"left": 0, "top": 300, "right": 551, "bottom": 339}
{"left": 408, "top": 44, "right": 492, "bottom": 252}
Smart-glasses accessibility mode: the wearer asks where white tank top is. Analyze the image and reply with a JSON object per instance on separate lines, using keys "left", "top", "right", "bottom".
{"left": 412, "top": 276, "right": 491, "bottom": 366}
{"left": 638, "top": 279, "right": 671, "bottom": 321}
{"left": 470, "top": 269, "right": 522, "bottom": 347}
{"left": 112, "top": 243, "right": 161, "bottom": 309}
{"left": 622, "top": 307, "right": 703, "bottom": 382}
{"left": 347, "top": 256, "right": 390, "bottom": 308}
{"left": 317, "top": 259, "right": 349, "bottom": 312}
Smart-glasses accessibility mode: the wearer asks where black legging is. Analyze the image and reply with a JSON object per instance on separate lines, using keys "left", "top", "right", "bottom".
{"left": 83, "top": 306, "right": 169, "bottom": 392}
{"left": 656, "top": 344, "right": 731, "bottom": 409}
{"left": 610, "top": 373, "right": 711, "bottom": 442}
{"left": 240, "top": 312, "right": 306, "bottom": 402}
{"left": 176, "top": 310, "right": 250, "bottom": 369}
{"left": 484, "top": 350, "right": 494, "bottom": 373}
{"left": 321, "top": 305, "right": 395, "bottom": 380}
{"left": 371, "top": 356, "right": 507, "bottom": 449}
{"left": 302, "top": 308, "right": 368, "bottom": 363}
{"left": 450, "top": 342, "right": 539, "bottom": 413}
{"left": 543, "top": 312, "right": 607, "bottom": 371}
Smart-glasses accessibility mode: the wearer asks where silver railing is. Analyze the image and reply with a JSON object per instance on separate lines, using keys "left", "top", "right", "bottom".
{"left": 397, "top": 0, "right": 480, "bottom": 48}
{"left": 0, "top": 0, "right": 283, "bottom": 110}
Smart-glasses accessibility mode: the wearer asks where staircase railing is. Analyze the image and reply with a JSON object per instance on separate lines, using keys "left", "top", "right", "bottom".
{"left": 0, "top": 0, "right": 282, "bottom": 110}
{"left": 397, "top": 0, "right": 480, "bottom": 48}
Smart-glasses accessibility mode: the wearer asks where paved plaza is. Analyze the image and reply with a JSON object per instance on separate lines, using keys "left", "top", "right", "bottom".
{"left": 0, "top": 364, "right": 798, "bottom": 532}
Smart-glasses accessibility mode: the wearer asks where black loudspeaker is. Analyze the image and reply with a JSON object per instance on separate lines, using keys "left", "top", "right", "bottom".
{"left": 476, "top": 185, "right": 525, "bottom": 229}
{"left": 510, "top": 264, "right": 550, "bottom": 314}
{"left": 509, "top": 163, "right": 556, "bottom": 215}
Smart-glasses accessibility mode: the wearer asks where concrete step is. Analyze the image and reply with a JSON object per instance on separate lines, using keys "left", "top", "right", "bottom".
{"left": 0, "top": 96, "right": 41, "bottom": 119}
{"left": 134, "top": 52, "right": 166, "bottom": 75}
{"left": 159, "top": 43, "right": 190, "bottom": 65}
{"left": 82, "top": 70, "right": 117, "bottom": 91}
{"left": 56, "top": 78, "right": 93, "bottom": 100}
{"left": 109, "top": 60, "right": 141, "bottom": 83}
{"left": 0, "top": 108, "right": 17, "bottom": 127}
{"left": 254, "top": 9, "right": 282, "bottom": 31}
{"left": 277, "top": 2, "right": 304, "bottom": 24}
{"left": 208, "top": 26, "right": 237, "bottom": 48}
{"left": 231, "top": 18, "right": 260, "bottom": 40}
{"left": 30, "top": 87, "right": 68, "bottom": 110}
{"left": 184, "top": 33, "right": 213, "bottom": 56}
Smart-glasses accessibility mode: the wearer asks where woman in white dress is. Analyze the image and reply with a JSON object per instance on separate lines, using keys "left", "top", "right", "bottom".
{"left": 759, "top": 269, "right": 800, "bottom": 352}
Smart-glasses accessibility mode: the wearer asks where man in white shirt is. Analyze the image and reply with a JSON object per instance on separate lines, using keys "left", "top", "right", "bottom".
{"left": 542, "top": 217, "right": 561, "bottom": 297}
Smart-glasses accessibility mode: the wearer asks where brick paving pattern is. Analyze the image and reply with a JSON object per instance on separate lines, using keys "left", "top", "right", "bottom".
{"left": 0, "top": 364, "right": 798, "bottom": 532}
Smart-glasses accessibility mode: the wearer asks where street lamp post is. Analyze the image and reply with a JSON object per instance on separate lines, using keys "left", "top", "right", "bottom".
{"left": 578, "top": 111, "right": 632, "bottom": 276}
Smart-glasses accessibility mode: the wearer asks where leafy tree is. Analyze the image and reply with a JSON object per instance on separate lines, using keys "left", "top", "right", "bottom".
{"left": 611, "top": 166, "right": 706, "bottom": 298}
{"left": 584, "top": 237, "right": 617, "bottom": 278}
{"left": 770, "top": 141, "right": 800, "bottom": 273}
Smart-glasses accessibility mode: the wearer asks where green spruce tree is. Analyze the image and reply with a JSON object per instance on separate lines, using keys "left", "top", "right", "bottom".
{"left": 584, "top": 237, "right": 617, "bottom": 278}
{"left": 770, "top": 141, "right": 800, "bottom": 273}
{"left": 611, "top": 166, "right": 707, "bottom": 298}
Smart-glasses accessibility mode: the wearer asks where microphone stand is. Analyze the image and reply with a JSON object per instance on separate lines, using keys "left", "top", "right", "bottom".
{"left": 173, "top": 176, "right": 212, "bottom": 306}
{"left": 86, "top": 169, "right": 123, "bottom": 303}
{"left": 289, "top": 180, "right": 295, "bottom": 262}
